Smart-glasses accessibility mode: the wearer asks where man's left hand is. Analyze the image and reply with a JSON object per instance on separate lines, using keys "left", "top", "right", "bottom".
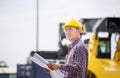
{"left": 47, "top": 63, "right": 61, "bottom": 70}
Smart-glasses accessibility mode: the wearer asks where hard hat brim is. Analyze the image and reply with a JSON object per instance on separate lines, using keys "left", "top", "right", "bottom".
{"left": 62, "top": 25, "right": 80, "bottom": 29}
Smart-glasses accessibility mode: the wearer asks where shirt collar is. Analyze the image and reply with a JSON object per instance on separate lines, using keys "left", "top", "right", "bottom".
{"left": 70, "top": 38, "right": 80, "bottom": 49}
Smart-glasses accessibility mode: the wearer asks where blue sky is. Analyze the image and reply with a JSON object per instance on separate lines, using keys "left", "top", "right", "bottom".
{"left": 0, "top": 0, "right": 120, "bottom": 68}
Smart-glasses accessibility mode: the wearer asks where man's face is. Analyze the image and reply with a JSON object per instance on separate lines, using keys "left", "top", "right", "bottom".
{"left": 64, "top": 26, "right": 80, "bottom": 41}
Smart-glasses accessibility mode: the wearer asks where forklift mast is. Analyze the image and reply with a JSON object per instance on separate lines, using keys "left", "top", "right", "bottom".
{"left": 80, "top": 17, "right": 120, "bottom": 33}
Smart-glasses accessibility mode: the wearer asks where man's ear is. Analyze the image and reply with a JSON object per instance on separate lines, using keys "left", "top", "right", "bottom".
{"left": 79, "top": 29, "right": 81, "bottom": 33}
{"left": 77, "top": 28, "right": 80, "bottom": 33}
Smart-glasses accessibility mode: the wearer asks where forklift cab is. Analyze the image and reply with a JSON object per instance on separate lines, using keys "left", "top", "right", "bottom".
{"left": 97, "top": 38, "right": 111, "bottom": 58}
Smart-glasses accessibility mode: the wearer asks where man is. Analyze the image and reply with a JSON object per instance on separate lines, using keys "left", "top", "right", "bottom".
{"left": 47, "top": 18, "right": 88, "bottom": 78}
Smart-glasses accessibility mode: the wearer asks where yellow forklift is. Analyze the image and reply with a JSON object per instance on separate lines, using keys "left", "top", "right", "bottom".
{"left": 81, "top": 17, "right": 120, "bottom": 78}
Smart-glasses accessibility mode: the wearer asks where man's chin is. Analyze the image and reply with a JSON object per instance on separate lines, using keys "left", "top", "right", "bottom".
{"left": 68, "top": 38, "right": 72, "bottom": 41}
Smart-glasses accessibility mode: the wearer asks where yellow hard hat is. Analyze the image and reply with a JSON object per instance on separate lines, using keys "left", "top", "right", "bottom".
{"left": 62, "top": 18, "right": 83, "bottom": 33}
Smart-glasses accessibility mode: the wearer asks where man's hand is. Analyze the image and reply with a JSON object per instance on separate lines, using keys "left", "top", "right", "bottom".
{"left": 47, "top": 63, "right": 61, "bottom": 70}
{"left": 44, "top": 68, "right": 50, "bottom": 73}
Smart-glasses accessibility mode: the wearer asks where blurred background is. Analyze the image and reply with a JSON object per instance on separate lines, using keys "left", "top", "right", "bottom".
{"left": 0, "top": 0, "right": 120, "bottom": 78}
